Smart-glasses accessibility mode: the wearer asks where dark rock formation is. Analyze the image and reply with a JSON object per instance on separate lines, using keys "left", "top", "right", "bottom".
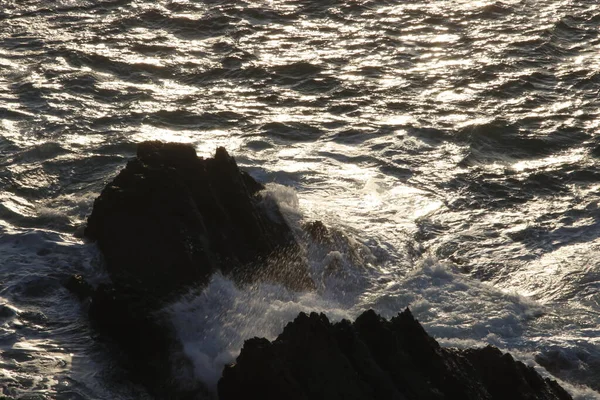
{"left": 218, "top": 309, "right": 572, "bottom": 400}
{"left": 79, "top": 141, "right": 315, "bottom": 399}
{"left": 85, "top": 141, "right": 314, "bottom": 303}
{"left": 75, "top": 141, "right": 574, "bottom": 400}
{"left": 303, "top": 220, "right": 332, "bottom": 245}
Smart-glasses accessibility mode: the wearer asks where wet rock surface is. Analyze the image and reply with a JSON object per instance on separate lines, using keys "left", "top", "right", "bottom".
{"left": 77, "top": 141, "right": 314, "bottom": 398}
{"left": 85, "top": 141, "right": 314, "bottom": 302}
{"left": 218, "top": 309, "right": 572, "bottom": 400}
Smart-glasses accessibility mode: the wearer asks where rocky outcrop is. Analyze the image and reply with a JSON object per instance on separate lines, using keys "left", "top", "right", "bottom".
{"left": 85, "top": 141, "right": 313, "bottom": 303}
{"left": 79, "top": 141, "right": 314, "bottom": 398}
{"left": 218, "top": 309, "right": 572, "bottom": 400}
{"left": 73, "top": 141, "right": 574, "bottom": 400}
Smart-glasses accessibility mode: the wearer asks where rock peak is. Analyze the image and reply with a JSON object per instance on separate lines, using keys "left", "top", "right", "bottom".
{"left": 219, "top": 308, "right": 573, "bottom": 400}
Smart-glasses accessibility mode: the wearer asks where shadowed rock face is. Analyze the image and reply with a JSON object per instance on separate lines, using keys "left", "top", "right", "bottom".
{"left": 218, "top": 309, "right": 573, "bottom": 400}
{"left": 81, "top": 141, "right": 314, "bottom": 398}
{"left": 85, "top": 141, "right": 314, "bottom": 303}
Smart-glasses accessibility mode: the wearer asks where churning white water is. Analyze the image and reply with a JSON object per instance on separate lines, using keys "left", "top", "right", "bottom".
{"left": 1, "top": 0, "right": 600, "bottom": 398}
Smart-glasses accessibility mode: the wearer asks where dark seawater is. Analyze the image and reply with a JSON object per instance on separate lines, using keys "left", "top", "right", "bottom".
{"left": 1, "top": 0, "right": 600, "bottom": 398}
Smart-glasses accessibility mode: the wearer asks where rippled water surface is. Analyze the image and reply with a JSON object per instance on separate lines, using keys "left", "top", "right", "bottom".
{"left": 1, "top": 0, "right": 600, "bottom": 398}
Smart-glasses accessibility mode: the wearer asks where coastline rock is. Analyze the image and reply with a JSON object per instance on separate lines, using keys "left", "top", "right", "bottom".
{"left": 81, "top": 141, "right": 314, "bottom": 398}
{"left": 77, "top": 142, "right": 574, "bottom": 399}
{"left": 218, "top": 309, "right": 572, "bottom": 400}
{"left": 303, "top": 220, "right": 332, "bottom": 245}
{"left": 84, "top": 141, "right": 314, "bottom": 303}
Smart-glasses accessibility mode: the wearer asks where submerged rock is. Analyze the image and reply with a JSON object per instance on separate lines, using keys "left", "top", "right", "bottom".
{"left": 218, "top": 309, "right": 572, "bottom": 400}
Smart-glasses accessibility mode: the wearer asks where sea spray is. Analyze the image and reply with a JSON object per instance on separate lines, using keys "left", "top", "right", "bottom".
{"left": 167, "top": 273, "right": 352, "bottom": 389}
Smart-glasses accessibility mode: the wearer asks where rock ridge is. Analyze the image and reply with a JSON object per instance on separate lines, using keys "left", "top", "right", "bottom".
{"left": 218, "top": 308, "right": 572, "bottom": 400}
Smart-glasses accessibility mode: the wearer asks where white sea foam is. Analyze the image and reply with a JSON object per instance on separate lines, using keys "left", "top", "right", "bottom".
{"left": 167, "top": 273, "right": 351, "bottom": 389}
{"left": 167, "top": 244, "right": 600, "bottom": 397}
{"left": 163, "top": 182, "right": 600, "bottom": 397}
{"left": 3, "top": 1, "right": 600, "bottom": 398}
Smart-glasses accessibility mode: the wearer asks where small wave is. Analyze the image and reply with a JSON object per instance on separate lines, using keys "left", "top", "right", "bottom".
{"left": 550, "top": 17, "right": 595, "bottom": 44}
{"left": 0, "top": 107, "right": 31, "bottom": 121}
{"left": 271, "top": 61, "right": 325, "bottom": 79}
{"left": 328, "top": 103, "right": 360, "bottom": 116}
{"left": 56, "top": 49, "right": 165, "bottom": 83}
{"left": 290, "top": 76, "right": 341, "bottom": 94}
{"left": 129, "top": 43, "right": 177, "bottom": 56}
{"left": 117, "top": 9, "right": 240, "bottom": 40}
{"left": 261, "top": 121, "right": 324, "bottom": 142}
{"left": 457, "top": 120, "right": 557, "bottom": 159}
{"left": 477, "top": 2, "right": 513, "bottom": 18}
{"left": 10, "top": 142, "right": 71, "bottom": 163}
{"left": 58, "top": 72, "right": 152, "bottom": 105}
{"left": 146, "top": 110, "right": 245, "bottom": 129}
{"left": 226, "top": 6, "right": 296, "bottom": 23}
{"left": 571, "top": 70, "right": 600, "bottom": 90}
{"left": 485, "top": 78, "right": 536, "bottom": 99}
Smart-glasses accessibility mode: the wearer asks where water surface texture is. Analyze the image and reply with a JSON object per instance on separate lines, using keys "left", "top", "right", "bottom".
{"left": 1, "top": 0, "right": 600, "bottom": 398}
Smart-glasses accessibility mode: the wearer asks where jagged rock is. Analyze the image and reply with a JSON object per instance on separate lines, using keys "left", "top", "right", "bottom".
{"left": 85, "top": 141, "right": 314, "bottom": 303}
{"left": 303, "top": 220, "right": 332, "bottom": 244}
{"left": 303, "top": 220, "right": 375, "bottom": 280}
{"left": 88, "top": 283, "right": 206, "bottom": 399}
{"left": 81, "top": 141, "right": 315, "bottom": 398}
{"left": 218, "top": 309, "right": 572, "bottom": 400}
{"left": 78, "top": 142, "right": 572, "bottom": 400}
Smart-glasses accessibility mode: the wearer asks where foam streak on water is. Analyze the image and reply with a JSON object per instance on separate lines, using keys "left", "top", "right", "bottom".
{"left": 1, "top": 0, "right": 600, "bottom": 398}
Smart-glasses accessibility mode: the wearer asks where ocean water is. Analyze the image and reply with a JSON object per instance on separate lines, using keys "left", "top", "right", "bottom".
{"left": 1, "top": 0, "right": 600, "bottom": 398}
